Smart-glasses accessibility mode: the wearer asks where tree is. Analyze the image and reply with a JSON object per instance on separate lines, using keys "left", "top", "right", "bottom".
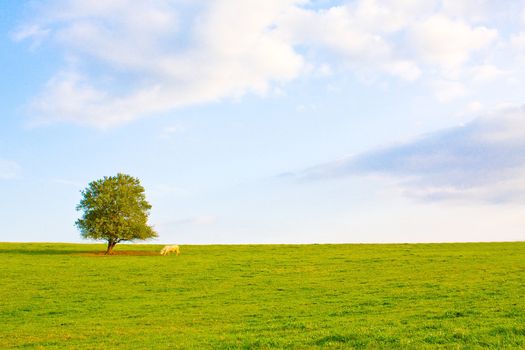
{"left": 76, "top": 173, "right": 157, "bottom": 254}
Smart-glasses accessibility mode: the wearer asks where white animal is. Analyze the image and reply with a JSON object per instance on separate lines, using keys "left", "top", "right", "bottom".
{"left": 160, "top": 245, "right": 180, "bottom": 256}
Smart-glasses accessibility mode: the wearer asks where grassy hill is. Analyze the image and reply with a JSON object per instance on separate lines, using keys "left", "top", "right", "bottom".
{"left": 1, "top": 242, "right": 524, "bottom": 349}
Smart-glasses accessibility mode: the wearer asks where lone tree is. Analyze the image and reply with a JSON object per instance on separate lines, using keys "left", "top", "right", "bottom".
{"left": 76, "top": 173, "right": 157, "bottom": 254}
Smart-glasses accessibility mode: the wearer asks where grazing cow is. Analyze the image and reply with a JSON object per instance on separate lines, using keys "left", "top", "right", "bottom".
{"left": 160, "top": 245, "right": 180, "bottom": 256}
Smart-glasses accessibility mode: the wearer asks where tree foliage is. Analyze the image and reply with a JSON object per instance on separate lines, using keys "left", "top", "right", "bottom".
{"left": 76, "top": 173, "right": 157, "bottom": 254}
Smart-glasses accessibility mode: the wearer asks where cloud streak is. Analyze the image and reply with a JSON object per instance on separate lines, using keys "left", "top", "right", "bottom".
{"left": 298, "top": 105, "right": 525, "bottom": 203}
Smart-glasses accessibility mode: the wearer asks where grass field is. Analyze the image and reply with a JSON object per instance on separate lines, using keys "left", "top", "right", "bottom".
{"left": 1, "top": 242, "right": 524, "bottom": 349}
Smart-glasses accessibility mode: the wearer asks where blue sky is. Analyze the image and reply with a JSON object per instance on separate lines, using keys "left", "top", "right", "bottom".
{"left": 2, "top": 0, "right": 525, "bottom": 244}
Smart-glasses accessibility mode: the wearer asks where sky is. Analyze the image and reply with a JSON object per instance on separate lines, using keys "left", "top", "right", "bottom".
{"left": 1, "top": 0, "right": 525, "bottom": 244}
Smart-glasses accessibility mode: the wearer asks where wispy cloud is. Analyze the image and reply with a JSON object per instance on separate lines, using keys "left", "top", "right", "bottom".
{"left": 11, "top": 24, "right": 50, "bottom": 49}
{"left": 296, "top": 105, "right": 525, "bottom": 203}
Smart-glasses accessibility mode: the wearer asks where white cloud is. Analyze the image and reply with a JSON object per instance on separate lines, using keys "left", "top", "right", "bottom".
{"left": 410, "top": 15, "right": 497, "bottom": 70}
{"left": 520, "top": 6, "right": 525, "bottom": 27}
{"left": 432, "top": 79, "right": 468, "bottom": 102}
{"left": 279, "top": 1, "right": 426, "bottom": 81}
{"left": 0, "top": 159, "right": 20, "bottom": 180}
{"left": 441, "top": 0, "right": 492, "bottom": 23}
{"left": 512, "top": 7, "right": 525, "bottom": 63}
{"left": 469, "top": 64, "right": 507, "bottom": 83}
{"left": 23, "top": 0, "right": 307, "bottom": 128}
{"left": 282, "top": 6, "right": 391, "bottom": 61}
{"left": 382, "top": 60, "right": 421, "bottom": 81}
{"left": 511, "top": 32, "right": 525, "bottom": 53}
{"left": 316, "top": 63, "right": 333, "bottom": 77}
{"left": 14, "top": 0, "right": 517, "bottom": 127}
{"left": 460, "top": 100, "right": 483, "bottom": 116}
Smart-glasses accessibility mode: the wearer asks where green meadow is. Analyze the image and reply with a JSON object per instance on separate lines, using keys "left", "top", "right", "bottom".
{"left": 1, "top": 242, "right": 524, "bottom": 349}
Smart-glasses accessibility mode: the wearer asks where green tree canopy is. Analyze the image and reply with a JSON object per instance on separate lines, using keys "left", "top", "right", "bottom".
{"left": 76, "top": 173, "right": 157, "bottom": 254}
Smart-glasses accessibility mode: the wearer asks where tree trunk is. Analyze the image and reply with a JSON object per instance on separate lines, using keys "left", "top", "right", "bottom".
{"left": 106, "top": 240, "right": 117, "bottom": 255}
